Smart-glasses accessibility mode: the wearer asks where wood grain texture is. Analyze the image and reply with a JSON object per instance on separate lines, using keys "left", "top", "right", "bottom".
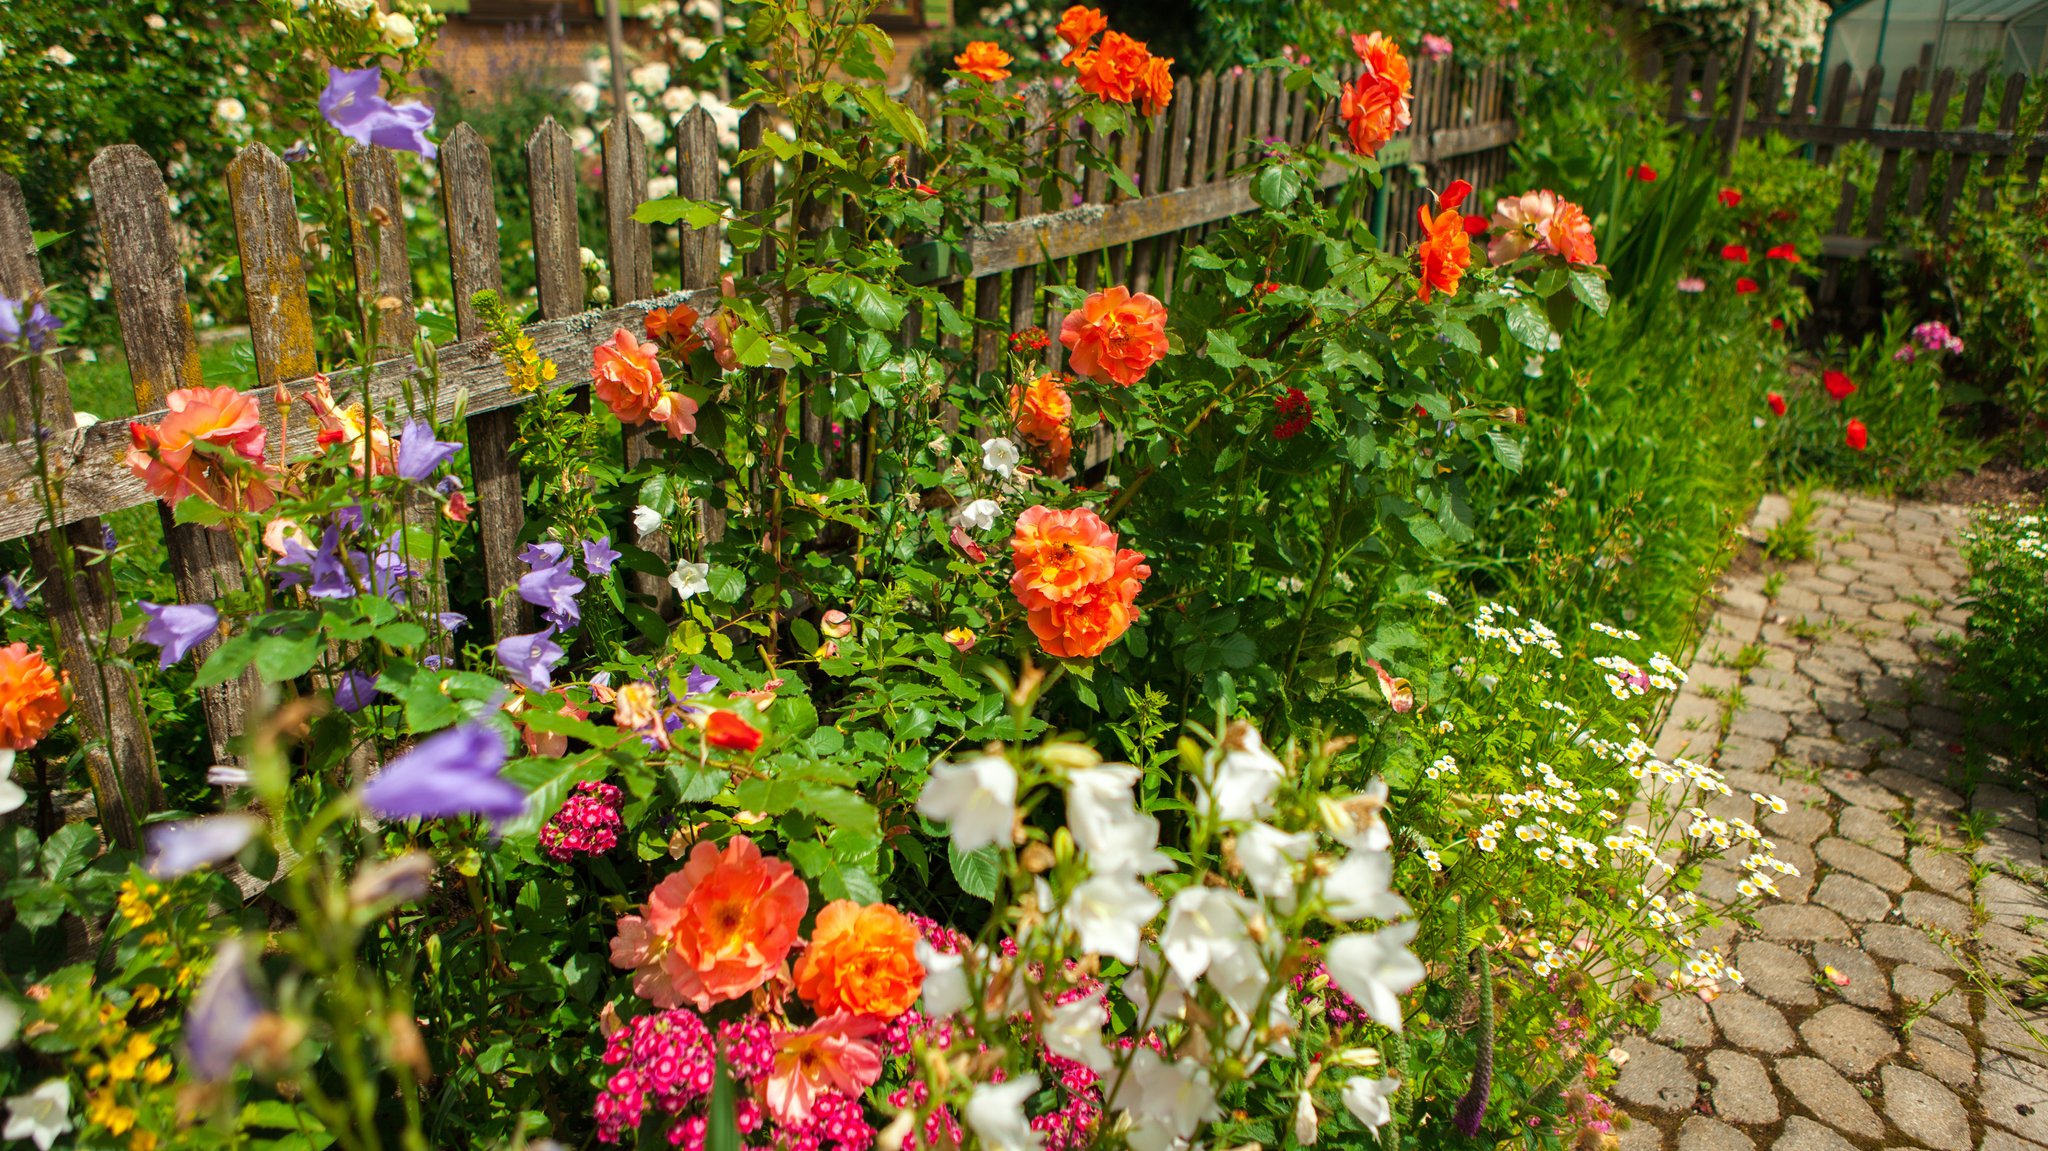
{"left": 604, "top": 117, "right": 655, "bottom": 305}
{"left": 740, "top": 106, "right": 777, "bottom": 281}
{"left": 0, "top": 171, "right": 159, "bottom": 846}
{"left": 676, "top": 106, "right": 722, "bottom": 289}
{"left": 346, "top": 144, "right": 417, "bottom": 356}
{"left": 227, "top": 144, "right": 317, "bottom": 393}
{"left": 527, "top": 118, "right": 585, "bottom": 320}
{"left": 1935, "top": 69, "right": 1990, "bottom": 233}
{"left": 89, "top": 144, "right": 250, "bottom": 769}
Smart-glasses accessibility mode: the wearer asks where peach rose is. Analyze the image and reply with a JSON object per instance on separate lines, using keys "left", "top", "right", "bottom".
{"left": 1058, "top": 286, "right": 1168, "bottom": 387}
{"left": 608, "top": 836, "right": 808, "bottom": 1011}
{"left": 0, "top": 643, "right": 66, "bottom": 751}
{"left": 1545, "top": 198, "right": 1599, "bottom": 266}
{"left": 1010, "top": 505, "right": 1119, "bottom": 609}
{"left": 301, "top": 375, "right": 394, "bottom": 477}
{"left": 766, "top": 1014, "right": 883, "bottom": 1126}
{"left": 125, "top": 385, "right": 276, "bottom": 514}
{"left": 1012, "top": 373, "right": 1075, "bottom": 474}
{"left": 954, "top": 41, "right": 1013, "bottom": 83}
{"left": 593, "top": 327, "right": 665, "bottom": 424}
{"left": 1025, "top": 546, "right": 1148, "bottom": 658}
{"left": 793, "top": 901, "right": 925, "bottom": 1019}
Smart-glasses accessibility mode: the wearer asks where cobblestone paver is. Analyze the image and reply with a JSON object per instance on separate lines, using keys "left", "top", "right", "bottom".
{"left": 1622, "top": 492, "right": 2048, "bottom": 1151}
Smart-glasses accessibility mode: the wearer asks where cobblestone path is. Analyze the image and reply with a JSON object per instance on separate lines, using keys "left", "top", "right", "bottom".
{"left": 1615, "top": 492, "right": 2048, "bottom": 1151}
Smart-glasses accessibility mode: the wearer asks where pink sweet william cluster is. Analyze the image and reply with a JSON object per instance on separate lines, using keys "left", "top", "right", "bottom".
{"left": 1898, "top": 320, "right": 1966, "bottom": 362}
{"left": 539, "top": 781, "right": 624, "bottom": 861}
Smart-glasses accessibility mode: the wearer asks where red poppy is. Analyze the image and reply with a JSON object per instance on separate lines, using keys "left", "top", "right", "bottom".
{"left": 1735, "top": 277, "right": 1760, "bottom": 294}
{"left": 1822, "top": 369, "right": 1856, "bottom": 401}
{"left": 1766, "top": 392, "right": 1787, "bottom": 417}
{"left": 1765, "top": 244, "right": 1800, "bottom": 263}
{"left": 1770, "top": 318, "right": 1786, "bottom": 331}
{"left": 1845, "top": 418, "right": 1868, "bottom": 451}
{"left": 1632, "top": 164, "right": 1657, "bottom": 181}
{"left": 705, "top": 710, "right": 763, "bottom": 752}
{"left": 1718, "top": 188, "right": 1742, "bottom": 207}
{"left": 1720, "top": 244, "right": 1750, "bottom": 263}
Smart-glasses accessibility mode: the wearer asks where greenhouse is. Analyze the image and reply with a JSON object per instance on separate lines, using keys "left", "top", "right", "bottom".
{"left": 1824, "top": 0, "right": 2048, "bottom": 97}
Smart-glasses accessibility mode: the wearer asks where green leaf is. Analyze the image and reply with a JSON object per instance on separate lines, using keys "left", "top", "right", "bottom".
{"left": 634, "top": 196, "right": 727, "bottom": 228}
{"left": 1251, "top": 164, "right": 1301, "bottom": 211}
{"left": 707, "top": 1054, "right": 741, "bottom": 1151}
{"left": 1486, "top": 428, "right": 1525, "bottom": 473}
{"left": 31, "top": 230, "right": 69, "bottom": 252}
{"left": 375, "top": 621, "right": 427, "bottom": 649}
{"left": 39, "top": 821, "right": 97, "bottom": 881}
{"left": 853, "top": 86, "right": 928, "bottom": 150}
{"left": 796, "top": 786, "right": 879, "bottom": 837}
{"left": 1503, "top": 302, "right": 1553, "bottom": 351}
{"left": 193, "top": 631, "right": 262, "bottom": 689}
{"left": 948, "top": 842, "right": 1001, "bottom": 901}
{"left": 171, "top": 498, "right": 231, "bottom": 528}
{"left": 1569, "top": 268, "right": 1610, "bottom": 315}
{"left": 254, "top": 632, "right": 322, "bottom": 682}
{"left": 706, "top": 566, "right": 746, "bottom": 603}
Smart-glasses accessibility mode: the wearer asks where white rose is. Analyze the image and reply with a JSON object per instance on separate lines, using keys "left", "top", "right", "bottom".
{"left": 214, "top": 98, "right": 247, "bottom": 124}
{"left": 953, "top": 498, "right": 1000, "bottom": 533}
{"left": 380, "top": 12, "right": 418, "bottom": 48}
{"left": 567, "top": 82, "right": 602, "bottom": 115}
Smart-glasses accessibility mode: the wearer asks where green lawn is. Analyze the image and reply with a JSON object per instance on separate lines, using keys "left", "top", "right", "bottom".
{"left": 63, "top": 336, "right": 256, "bottom": 420}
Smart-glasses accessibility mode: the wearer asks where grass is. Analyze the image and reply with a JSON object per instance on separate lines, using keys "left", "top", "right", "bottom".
{"left": 64, "top": 335, "right": 255, "bottom": 419}
{"left": 1762, "top": 487, "right": 1819, "bottom": 563}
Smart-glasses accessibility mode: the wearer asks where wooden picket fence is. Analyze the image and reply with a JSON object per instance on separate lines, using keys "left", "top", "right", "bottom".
{"left": 0, "top": 57, "right": 1515, "bottom": 847}
{"left": 1661, "top": 37, "right": 2048, "bottom": 315}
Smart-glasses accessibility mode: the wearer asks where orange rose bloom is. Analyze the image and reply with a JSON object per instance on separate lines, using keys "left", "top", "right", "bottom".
{"left": 1545, "top": 198, "right": 1599, "bottom": 266}
{"left": 608, "top": 836, "right": 809, "bottom": 1011}
{"left": 1416, "top": 202, "right": 1472, "bottom": 303}
{"left": 0, "top": 643, "right": 66, "bottom": 751}
{"left": 301, "top": 375, "right": 395, "bottom": 478}
{"left": 594, "top": 327, "right": 666, "bottom": 423}
{"left": 1072, "top": 31, "right": 1150, "bottom": 105}
{"left": 1011, "top": 506, "right": 1149, "bottom": 658}
{"left": 1058, "top": 285, "right": 1168, "bottom": 387}
{"left": 1340, "top": 33, "right": 1412, "bottom": 158}
{"left": 644, "top": 304, "right": 703, "bottom": 352}
{"left": 954, "top": 41, "right": 1013, "bottom": 83}
{"left": 125, "top": 385, "right": 276, "bottom": 515}
{"left": 793, "top": 901, "right": 925, "bottom": 1018}
{"left": 1012, "top": 373, "right": 1075, "bottom": 474}
{"left": 1054, "top": 5, "right": 1108, "bottom": 63}
{"left": 1135, "top": 54, "right": 1174, "bottom": 117}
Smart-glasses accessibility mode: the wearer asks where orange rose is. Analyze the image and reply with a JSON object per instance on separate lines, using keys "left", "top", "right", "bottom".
{"left": 301, "top": 375, "right": 395, "bottom": 478}
{"left": 1072, "top": 31, "right": 1150, "bottom": 104}
{"left": 1135, "top": 54, "right": 1174, "bottom": 117}
{"left": 1416, "top": 201, "right": 1472, "bottom": 303}
{"left": 124, "top": 385, "right": 276, "bottom": 514}
{"left": 608, "top": 836, "right": 809, "bottom": 1011}
{"left": 0, "top": 643, "right": 66, "bottom": 751}
{"left": 1025, "top": 546, "right": 1148, "bottom": 659}
{"left": 1011, "top": 372, "right": 1075, "bottom": 473}
{"left": 954, "top": 41, "right": 1013, "bottom": 83}
{"left": 644, "top": 304, "right": 703, "bottom": 353}
{"left": 1058, "top": 285, "right": 1168, "bottom": 387}
{"left": 593, "top": 327, "right": 665, "bottom": 423}
{"left": 1010, "top": 505, "right": 1119, "bottom": 609}
{"left": 1054, "top": 5, "right": 1108, "bottom": 63}
{"left": 1339, "top": 33, "right": 1412, "bottom": 158}
{"left": 1545, "top": 198, "right": 1599, "bottom": 266}
{"left": 793, "top": 901, "right": 925, "bottom": 1018}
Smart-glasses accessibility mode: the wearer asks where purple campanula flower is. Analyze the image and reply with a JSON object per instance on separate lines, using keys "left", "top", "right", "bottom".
{"left": 138, "top": 601, "right": 220, "bottom": 668}
{"left": 0, "top": 297, "right": 18, "bottom": 345}
{"left": 368, "top": 533, "right": 413, "bottom": 601}
{"left": 395, "top": 419, "right": 461, "bottom": 482}
{"left": 423, "top": 654, "right": 446, "bottom": 670}
{"left": 319, "top": 66, "right": 438, "bottom": 159}
{"left": 496, "top": 627, "right": 563, "bottom": 691}
{"left": 334, "top": 671, "right": 381, "bottom": 713}
{"left": 101, "top": 524, "right": 117, "bottom": 552}
{"left": 145, "top": 812, "right": 264, "bottom": 878}
{"left": 3, "top": 574, "right": 29, "bottom": 610}
{"left": 518, "top": 555, "right": 584, "bottom": 630}
{"left": 436, "top": 474, "right": 463, "bottom": 497}
{"left": 185, "top": 937, "right": 266, "bottom": 1081}
{"left": 437, "top": 611, "right": 467, "bottom": 635}
{"left": 360, "top": 721, "right": 525, "bottom": 825}
{"left": 23, "top": 302, "right": 58, "bottom": 352}
{"left": 520, "top": 541, "right": 565, "bottom": 569}
{"left": 334, "top": 503, "right": 366, "bottom": 532}
{"left": 581, "top": 537, "right": 620, "bottom": 576}
{"left": 281, "top": 140, "right": 311, "bottom": 163}
{"left": 684, "top": 665, "right": 719, "bottom": 696}
{"left": 0, "top": 297, "right": 46, "bottom": 349}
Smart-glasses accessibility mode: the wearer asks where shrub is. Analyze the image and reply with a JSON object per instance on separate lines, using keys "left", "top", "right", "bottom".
{"left": 1955, "top": 509, "right": 2048, "bottom": 762}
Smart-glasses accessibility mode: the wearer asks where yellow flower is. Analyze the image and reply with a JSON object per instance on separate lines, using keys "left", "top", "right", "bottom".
{"left": 131, "top": 984, "right": 162, "bottom": 1010}
{"left": 130, "top": 1131, "right": 159, "bottom": 1151}
{"left": 142, "top": 1058, "right": 171, "bottom": 1086}
{"left": 87, "top": 1087, "right": 138, "bottom": 1135}
{"left": 115, "top": 879, "right": 166, "bottom": 927}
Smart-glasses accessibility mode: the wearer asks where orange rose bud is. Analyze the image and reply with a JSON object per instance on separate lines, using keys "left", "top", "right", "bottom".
{"left": 704, "top": 710, "right": 763, "bottom": 752}
{"left": 644, "top": 304, "right": 704, "bottom": 353}
{"left": 0, "top": 643, "right": 67, "bottom": 751}
{"left": 1416, "top": 201, "right": 1473, "bottom": 303}
{"left": 954, "top": 41, "right": 1013, "bottom": 83}
{"left": 1054, "top": 5, "right": 1108, "bottom": 63}
{"left": 793, "top": 901, "right": 926, "bottom": 1018}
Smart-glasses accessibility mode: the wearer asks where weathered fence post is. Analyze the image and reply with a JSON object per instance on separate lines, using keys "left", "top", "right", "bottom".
{"left": 0, "top": 173, "right": 161, "bottom": 847}
{"left": 1723, "top": 8, "right": 1761, "bottom": 175}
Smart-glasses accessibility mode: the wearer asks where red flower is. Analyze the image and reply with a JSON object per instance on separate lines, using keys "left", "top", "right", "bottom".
{"left": 705, "top": 711, "right": 763, "bottom": 752}
{"left": 1766, "top": 392, "right": 1787, "bottom": 417}
{"left": 1735, "top": 277, "right": 1760, "bottom": 294}
{"left": 1632, "top": 164, "right": 1657, "bottom": 182}
{"left": 1720, "top": 244, "right": 1749, "bottom": 263}
{"left": 1273, "top": 387, "right": 1313, "bottom": 439}
{"left": 1822, "top": 369, "right": 1856, "bottom": 401}
{"left": 1718, "top": 188, "right": 1742, "bottom": 207}
{"left": 1765, "top": 244, "right": 1800, "bottom": 263}
{"left": 1770, "top": 318, "right": 1786, "bottom": 331}
{"left": 1845, "top": 418, "right": 1868, "bottom": 451}
{"left": 1462, "top": 214, "right": 1490, "bottom": 236}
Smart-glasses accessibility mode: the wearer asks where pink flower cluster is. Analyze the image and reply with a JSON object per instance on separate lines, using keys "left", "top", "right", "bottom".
{"left": 540, "top": 780, "right": 624, "bottom": 860}
{"left": 1292, "top": 947, "right": 1370, "bottom": 1028}
{"left": 1897, "top": 320, "right": 1966, "bottom": 363}
{"left": 885, "top": 1080, "right": 964, "bottom": 1151}
{"left": 594, "top": 1009, "right": 719, "bottom": 1144}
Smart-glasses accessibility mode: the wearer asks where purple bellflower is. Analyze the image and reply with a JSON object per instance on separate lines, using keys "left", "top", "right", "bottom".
{"left": 3, "top": 574, "right": 30, "bottom": 610}
{"left": 582, "top": 537, "right": 621, "bottom": 576}
{"left": 334, "top": 671, "right": 381, "bottom": 713}
{"left": 684, "top": 665, "right": 720, "bottom": 696}
{"left": 520, "top": 541, "right": 565, "bottom": 568}
{"left": 496, "top": 627, "right": 563, "bottom": 691}
{"left": 145, "top": 812, "right": 264, "bottom": 878}
{"left": 437, "top": 611, "right": 467, "bottom": 635}
{"left": 0, "top": 296, "right": 60, "bottom": 352}
{"left": 138, "top": 602, "right": 220, "bottom": 668}
{"left": 395, "top": 419, "right": 461, "bottom": 482}
{"left": 319, "top": 66, "right": 438, "bottom": 158}
{"left": 518, "top": 554, "right": 585, "bottom": 630}
{"left": 185, "top": 937, "right": 266, "bottom": 1081}
{"left": 360, "top": 721, "right": 526, "bottom": 826}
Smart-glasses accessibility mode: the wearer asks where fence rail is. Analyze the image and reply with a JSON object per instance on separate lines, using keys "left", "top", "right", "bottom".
{"left": 1661, "top": 44, "right": 2047, "bottom": 310}
{"left": 0, "top": 57, "right": 1516, "bottom": 844}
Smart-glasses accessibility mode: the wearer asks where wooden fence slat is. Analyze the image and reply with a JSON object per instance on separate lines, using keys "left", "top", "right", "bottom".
{"left": 1130, "top": 111, "right": 1168, "bottom": 295}
{"left": 1229, "top": 70, "right": 1256, "bottom": 173}
{"left": 973, "top": 90, "right": 1013, "bottom": 374}
{"left": 1075, "top": 124, "right": 1111, "bottom": 291}
{"left": 0, "top": 171, "right": 160, "bottom": 847}
{"left": 89, "top": 144, "right": 250, "bottom": 770}
{"left": 1865, "top": 67, "right": 1920, "bottom": 238}
{"left": 1904, "top": 69, "right": 1956, "bottom": 217}
{"left": 603, "top": 117, "right": 655, "bottom": 305}
{"left": 228, "top": 145, "right": 317, "bottom": 394}
{"left": 1816, "top": 63, "right": 1855, "bottom": 165}
{"left": 1935, "top": 68, "right": 1991, "bottom": 233}
{"left": 441, "top": 123, "right": 527, "bottom": 642}
{"left": 676, "top": 107, "right": 721, "bottom": 289}
{"left": 1106, "top": 117, "right": 1144, "bottom": 284}
{"left": 1668, "top": 54, "right": 1695, "bottom": 122}
{"left": 345, "top": 144, "right": 417, "bottom": 357}
{"left": 740, "top": 106, "right": 778, "bottom": 281}
{"left": 1189, "top": 74, "right": 1218, "bottom": 186}
{"left": 527, "top": 118, "right": 586, "bottom": 320}
{"left": 1790, "top": 63, "right": 1817, "bottom": 125}
{"left": 2019, "top": 77, "right": 2047, "bottom": 198}
{"left": 1759, "top": 58, "right": 1787, "bottom": 123}
{"left": 1007, "top": 88, "right": 1049, "bottom": 340}
{"left": 1976, "top": 76, "right": 2029, "bottom": 212}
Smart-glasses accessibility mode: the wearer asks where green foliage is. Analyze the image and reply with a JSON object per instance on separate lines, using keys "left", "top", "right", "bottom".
{"left": 1954, "top": 509, "right": 2048, "bottom": 763}
{"left": 1762, "top": 487, "right": 1818, "bottom": 563}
